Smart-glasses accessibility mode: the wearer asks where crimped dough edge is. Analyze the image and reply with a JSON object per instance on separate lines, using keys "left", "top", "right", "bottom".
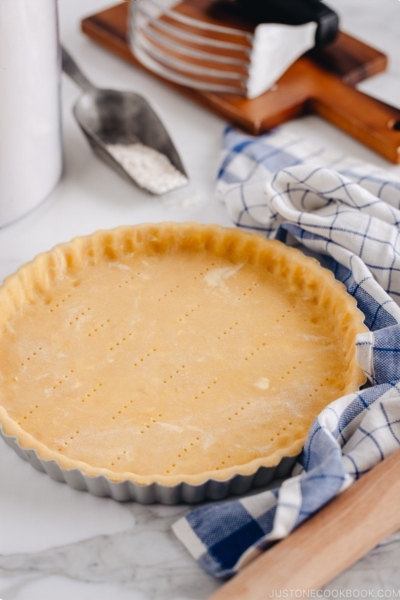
{"left": 0, "top": 222, "right": 367, "bottom": 487}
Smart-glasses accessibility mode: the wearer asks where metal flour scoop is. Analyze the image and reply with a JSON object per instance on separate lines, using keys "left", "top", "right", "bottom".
{"left": 62, "top": 47, "right": 188, "bottom": 194}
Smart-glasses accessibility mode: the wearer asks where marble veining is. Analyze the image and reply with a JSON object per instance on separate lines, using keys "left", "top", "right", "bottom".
{"left": 0, "top": 504, "right": 219, "bottom": 600}
{"left": 1, "top": 508, "right": 400, "bottom": 599}
{"left": 0, "top": 0, "right": 399, "bottom": 598}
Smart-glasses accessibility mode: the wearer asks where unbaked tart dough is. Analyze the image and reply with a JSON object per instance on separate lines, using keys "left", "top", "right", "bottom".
{"left": 0, "top": 223, "right": 366, "bottom": 486}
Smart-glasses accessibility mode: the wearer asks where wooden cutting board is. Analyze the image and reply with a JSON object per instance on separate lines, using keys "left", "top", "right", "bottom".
{"left": 81, "top": 2, "right": 400, "bottom": 163}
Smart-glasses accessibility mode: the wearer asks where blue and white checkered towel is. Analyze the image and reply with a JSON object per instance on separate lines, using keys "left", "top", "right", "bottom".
{"left": 172, "top": 127, "right": 400, "bottom": 579}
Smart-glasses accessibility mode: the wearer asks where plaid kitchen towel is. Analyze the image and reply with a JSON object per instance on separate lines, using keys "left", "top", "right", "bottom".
{"left": 172, "top": 127, "right": 400, "bottom": 579}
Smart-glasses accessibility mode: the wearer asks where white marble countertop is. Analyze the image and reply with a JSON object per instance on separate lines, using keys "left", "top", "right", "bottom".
{"left": 0, "top": 1, "right": 400, "bottom": 598}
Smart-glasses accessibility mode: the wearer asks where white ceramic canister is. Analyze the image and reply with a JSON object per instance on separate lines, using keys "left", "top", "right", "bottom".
{"left": 0, "top": 0, "right": 62, "bottom": 227}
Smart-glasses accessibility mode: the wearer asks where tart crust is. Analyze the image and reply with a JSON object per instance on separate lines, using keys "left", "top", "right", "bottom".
{"left": 0, "top": 223, "right": 366, "bottom": 487}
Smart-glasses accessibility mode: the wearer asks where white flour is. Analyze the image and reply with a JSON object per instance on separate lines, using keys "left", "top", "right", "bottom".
{"left": 107, "top": 143, "right": 188, "bottom": 195}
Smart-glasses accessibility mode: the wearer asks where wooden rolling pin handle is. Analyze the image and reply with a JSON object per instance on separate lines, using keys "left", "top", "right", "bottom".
{"left": 312, "top": 70, "right": 400, "bottom": 163}
{"left": 209, "top": 448, "right": 400, "bottom": 600}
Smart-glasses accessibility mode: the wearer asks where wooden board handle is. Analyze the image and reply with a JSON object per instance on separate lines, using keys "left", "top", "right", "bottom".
{"left": 208, "top": 448, "right": 400, "bottom": 600}
{"left": 312, "top": 67, "right": 400, "bottom": 163}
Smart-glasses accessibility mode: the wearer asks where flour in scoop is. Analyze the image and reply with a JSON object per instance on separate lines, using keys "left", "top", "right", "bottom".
{"left": 106, "top": 143, "right": 188, "bottom": 195}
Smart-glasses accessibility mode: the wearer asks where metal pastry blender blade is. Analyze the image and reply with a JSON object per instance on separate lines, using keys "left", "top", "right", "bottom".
{"left": 130, "top": 0, "right": 339, "bottom": 99}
